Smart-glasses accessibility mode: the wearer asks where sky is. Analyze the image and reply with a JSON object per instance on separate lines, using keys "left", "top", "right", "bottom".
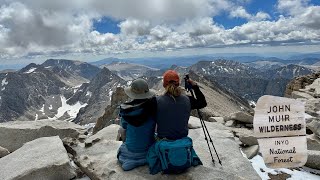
{"left": 0, "top": 0, "right": 320, "bottom": 65}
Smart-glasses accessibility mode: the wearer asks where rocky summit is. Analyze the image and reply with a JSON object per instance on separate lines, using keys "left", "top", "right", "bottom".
{"left": 0, "top": 119, "right": 257, "bottom": 180}
{"left": 284, "top": 72, "right": 320, "bottom": 171}
{"left": 66, "top": 121, "right": 260, "bottom": 180}
{"left": 0, "top": 59, "right": 319, "bottom": 179}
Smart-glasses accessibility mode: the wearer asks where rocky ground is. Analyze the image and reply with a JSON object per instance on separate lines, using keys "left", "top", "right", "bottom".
{"left": 0, "top": 118, "right": 261, "bottom": 180}
{"left": 0, "top": 108, "right": 319, "bottom": 179}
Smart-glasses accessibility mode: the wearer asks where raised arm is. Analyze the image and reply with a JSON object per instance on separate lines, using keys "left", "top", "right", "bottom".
{"left": 187, "top": 80, "right": 207, "bottom": 110}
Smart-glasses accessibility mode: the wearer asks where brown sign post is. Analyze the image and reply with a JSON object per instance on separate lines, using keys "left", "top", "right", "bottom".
{"left": 253, "top": 95, "right": 308, "bottom": 168}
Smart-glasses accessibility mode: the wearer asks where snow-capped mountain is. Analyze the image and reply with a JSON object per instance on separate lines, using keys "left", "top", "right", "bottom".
{"left": 0, "top": 60, "right": 103, "bottom": 122}
{"left": 42, "top": 59, "right": 101, "bottom": 80}
{"left": 245, "top": 61, "right": 285, "bottom": 70}
{"left": 71, "top": 68, "right": 127, "bottom": 125}
{"left": 101, "top": 61, "right": 159, "bottom": 80}
{"left": 0, "top": 64, "right": 74, "bottom": 122}
{"left": 188, "top": 60, "right": 314, "bottom": 101}
{"left": 189, "top": 60, "right": 262, "bottom": 78}
{"left": 266, "top": 64, "right": 315, "bottom": 79}
{"left": 1, "top": 57, "right": 317, "bottom": 123}
{"left": 245, "top": 58, "right": 320, "bottom": 71}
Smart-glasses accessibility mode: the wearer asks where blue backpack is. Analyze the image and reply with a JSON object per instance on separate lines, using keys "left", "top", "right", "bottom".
{"left": 147, "top": 137, "right": 202, "bottom": 174}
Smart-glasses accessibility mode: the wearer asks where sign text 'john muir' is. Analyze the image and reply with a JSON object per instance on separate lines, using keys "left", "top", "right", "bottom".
{"left": 254, "top": 95, "right": 307, "bottom": 168}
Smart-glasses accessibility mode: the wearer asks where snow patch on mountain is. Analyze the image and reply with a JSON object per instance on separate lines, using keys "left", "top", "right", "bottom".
{"left": 1, "top": 78, "right": 8, "bottom": 91}
{"left": 56, "top": 96, "right": 87, "bottom": 120}
{"left": 86, "top": 91, "right": 92, "bottom": 97}
{"left": 24, "top": 67, "right": 37, "bottom": 74}
{"left": 40, "top": 104, "right": 45, "bottom": 114}
{"left": 1, "top": 78, "right": 8, "bottom": 86}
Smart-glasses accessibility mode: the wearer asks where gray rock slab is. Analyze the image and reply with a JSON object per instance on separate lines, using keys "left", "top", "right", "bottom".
{"left": 69, "top": 121, "right": 259, "bottom": 180}
{"left": 239, "top": 135, "right": 258, "bottom": 146}
{"left": 232, "top": 128, "right": 258, "bottom": 146}
{"left": 188, "top": 116, "right": 202, "bottom": 129}
{"left": 0, "top": 120, "right": 85, "bottom": 152}
{"left": 0, "top": 136, "right": 76, "bottom": 180}
{"left": 189, "top": 122, "right": 259, "bottom": 179}
{"left": 230, "top": 111, "right": 254, "bottom": 124}
{"left": 305, "top": 99, "right": 320, "bottom": 117}
{"left": 85, "top": 124, "right": 120, "bottom": 147}
{"left": 291, "top": 91, "right": 315, "bottom": 99}
{"left": 242, "top": 145, "right": 259, "bottom": 159}
{"left": 305, "top": 116, "right": 318, "bottom": 124}
{"left": 209, "top": 117, "right": 225, "bottom": 124}
{"left": 305, "top": 78, "right": 320, "bottom": 96}
{"left": 0, "top": 146, "right": 9, "bottom": 158}
{"left": 245, "top": 124, "right": 253, "bottom": 128}
{"left": 307, "top": 134, "right": 320, "bottom": 151}
{"left": 225, "top": 120, "right": 236, "bottom": 127}
{"left": 305, "top": 150, "right": 320, "bottom": 170}
{"left": 308, "top": 120, "right": 320, "bottom": 137}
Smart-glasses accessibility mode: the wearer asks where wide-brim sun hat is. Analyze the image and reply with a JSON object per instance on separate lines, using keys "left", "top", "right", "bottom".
{"left": 124, "top": 78, "right": 155, "bottom": 99}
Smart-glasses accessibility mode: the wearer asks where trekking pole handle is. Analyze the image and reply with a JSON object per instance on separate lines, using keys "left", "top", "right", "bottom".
{"left": 184, "top": 74, "right": 193, "bottom": 92}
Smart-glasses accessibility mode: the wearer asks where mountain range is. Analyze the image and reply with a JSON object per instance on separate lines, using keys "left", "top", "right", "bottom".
{"left": 0, "top": 57, "right": 319, "bottom": 123}
{"left": 0, "top": 60, "right": 102, "bottom": 122}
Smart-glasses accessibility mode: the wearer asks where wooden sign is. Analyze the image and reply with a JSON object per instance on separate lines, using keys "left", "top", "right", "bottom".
{"left": 254, "top": 95, "right": 307, "bottom": 168}
{"left": 254, "top": 95, "right": 306, "bottom": 138}
{"left": 258, "top": 136, "right": 307, "bottom": 168}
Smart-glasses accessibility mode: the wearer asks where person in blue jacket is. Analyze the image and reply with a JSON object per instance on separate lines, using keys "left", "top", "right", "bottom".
{"left": 117, "top": 78, "right": 156, "bottom": 171}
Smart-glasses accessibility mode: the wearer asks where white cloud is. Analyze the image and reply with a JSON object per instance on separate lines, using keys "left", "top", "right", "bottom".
{"left": 149, "top": 26, "right": 172, "bottom": 41}
{"left": 119, "top": 19, "right": 151, "bottom": 36}
{"left": 0, "top": 0, "right": 319, "bottom": 61}
{"left": 175, "top": 18, "right": 223, "bottom": 36}
{"left": 229, "top": 6, "right": 270, "bottom": 21}
{"left": 0, "top": 2, "right": 94, "bottom": 57}
{"left": 298, "top": 6, "right": 320, "bottom": 29}
{"left": 230, "top": 6, "right": 252, "bottom": 19}
{"left": 277, "top": 0, "right": 310, "bottom": 16}
{"left": 254, "top": 12, "right": 271, "bottom": 21}
{"left": 9, "top": 0, "right": 229, "bottom": 22}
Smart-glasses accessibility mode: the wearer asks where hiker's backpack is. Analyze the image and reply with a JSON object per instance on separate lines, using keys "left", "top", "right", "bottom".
{"left": 147, "top": 137, "right": 202, "bottom": 174}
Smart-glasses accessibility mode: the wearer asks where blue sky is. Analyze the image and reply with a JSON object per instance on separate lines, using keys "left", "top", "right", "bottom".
{"left": 93, "top": 0, "right": 283, "bottom": 31}
{"left": 92, "top": 0, "right": 320, "bottom": 32}
{"left": 93, "top": 17, "right": 121, "bottom": 34}
{"left": 0, "top": 0, "right": 320, "bottom": 64}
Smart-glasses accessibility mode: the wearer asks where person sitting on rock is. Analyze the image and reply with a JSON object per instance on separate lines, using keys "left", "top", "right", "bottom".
{"left": 147, "top": 70, "right": 206, "bottom": 174}
{"left": 156, "top": 70, "right": 207, "bottom": 140}
{"left": 117, "top": 78, "right": 157, "bottom": 171}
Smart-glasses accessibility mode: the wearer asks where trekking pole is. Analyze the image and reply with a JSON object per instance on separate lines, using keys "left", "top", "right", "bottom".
{"left": 184, "top": 75, "right": 222, "bottom": 166}
{"left": 197, "top": 107, "right": 222, "bottom": 166}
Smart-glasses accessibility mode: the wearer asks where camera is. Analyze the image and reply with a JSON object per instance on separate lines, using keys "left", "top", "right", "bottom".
{"left": 184, "top": 74, "right": 192, "bottom": 92}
